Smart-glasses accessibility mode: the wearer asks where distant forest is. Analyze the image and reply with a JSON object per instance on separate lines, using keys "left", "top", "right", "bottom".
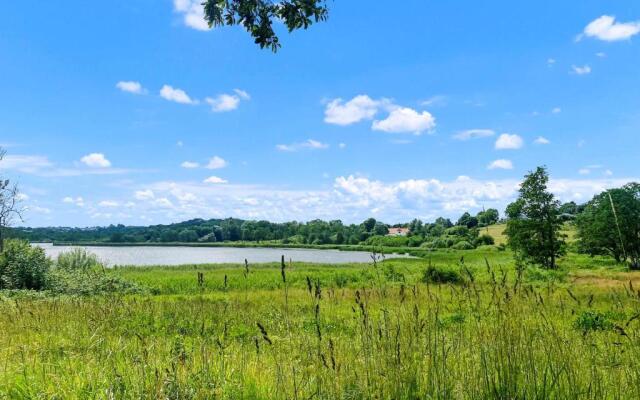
{"left": 10, "top": 202, "right": 584, "bottom": 250}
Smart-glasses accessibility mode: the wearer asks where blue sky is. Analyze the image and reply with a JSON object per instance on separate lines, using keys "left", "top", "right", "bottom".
{"left": 1, "top": 1, "right": 639, "bottom": 227}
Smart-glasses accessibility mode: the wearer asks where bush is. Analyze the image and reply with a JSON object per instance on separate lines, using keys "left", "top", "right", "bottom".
{"left": 46, "top": 270, "right": 144, "bottom": 296}
{"left": 422, "top": 265, "right": 463, "bottom": 284}
{"left": 475, "top": 234, "right": 495, "bottom": 246}
{"left": 574, "top": 311, "right": 615, "bottom": 333}
{"left": 0, "top": 240, "right": 51, "bottom": 290}
{"left": 451, "top": 241, "right": 475, "bottom": 250}
{"left": 57, "top": 248, "right": 102, "bottom": 272}
{"left": 365, "top": 235, "right": 409, "bottom": 247}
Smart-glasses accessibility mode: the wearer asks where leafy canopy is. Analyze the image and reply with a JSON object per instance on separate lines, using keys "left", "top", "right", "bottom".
{"left": 505, "top": 166, "right": 566, "bottom": 269}
{"left": 576, "top": 183, "right": 640, "bottom": 268}
{"left": 203, "top": 0, "right": 329, "bottom": 52}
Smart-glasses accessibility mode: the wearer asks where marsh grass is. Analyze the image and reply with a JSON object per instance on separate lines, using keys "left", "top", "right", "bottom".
{"left": 1, "top": 254, "right": 640, "bottom": 398}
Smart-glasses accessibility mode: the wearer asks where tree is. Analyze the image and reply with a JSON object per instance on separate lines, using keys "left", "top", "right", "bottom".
{"left": 576, "top": 184, "right": 640, "bottom": 268}
{"left": 361, "top": 218, "right": 377, "bottom": 232}
{"left": 457, "top": 212, "right": 479, "bottom": 229}
{"left": 477, "top": 208, "right": 499, "bottom": 226}
{"left": 0, "top": 149, "right": 24, "bottom": 253}
{"left": 505, "top": 167, "right": 566, "bottom": 269}
{"left": 202, "top": 0, "right": 329, "bottom": 52}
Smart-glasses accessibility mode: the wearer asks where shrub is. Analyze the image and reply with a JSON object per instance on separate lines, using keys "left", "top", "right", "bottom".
{"left": 365, "top": 235, "right": 409, "bottom": 247}
{"left": 574, "top": 311, "right": 614, "bottom": 333}
{"left": 57, "top": 248, "right": 102, "bottom": 272}
{"left": 0, "top": 240, "right": 51, "bottom": 290}
{"left": 422, "top": 265, "right": 463, "bottom": 284}
{"left": 475, "top": 234, "right": 495, "bottom": 246}
{"left": 451, "top": 241, "right": 475, "bottom": 250}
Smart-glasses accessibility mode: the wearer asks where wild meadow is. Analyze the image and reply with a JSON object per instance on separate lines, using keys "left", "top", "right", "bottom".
{"left": 2, "top": 249, "right": 640, "bottom": 399}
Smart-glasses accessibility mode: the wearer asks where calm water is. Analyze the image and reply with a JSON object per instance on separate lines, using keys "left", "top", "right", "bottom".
{"left": 35, "top": 243, "right": 408, "bottom": 267}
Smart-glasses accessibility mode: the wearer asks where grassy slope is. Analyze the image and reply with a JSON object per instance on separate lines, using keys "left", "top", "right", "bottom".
{"left": 2, "top": 249, "right": 640, "bottom": 398}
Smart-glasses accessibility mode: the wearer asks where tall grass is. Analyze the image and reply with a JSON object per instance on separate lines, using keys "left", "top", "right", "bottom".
{"left": 1, "top": 256, "right": 639, "bottom": 398}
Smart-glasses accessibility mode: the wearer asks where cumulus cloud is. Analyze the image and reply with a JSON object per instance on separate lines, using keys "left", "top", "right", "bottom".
{"left": 63, "top": 196, "right": 85, "bottom": 207}
{"left": 173, "top": 0, "right": 209, "bottom": 31}
{"left": 552, "top": 107, "right": 562, "bottom": 114}
{"left": 453, "top": 129, "right": 495, "bottom": 141}
{"left": 116, "top": 81, "right": 145, "bottom": 95}
{"left": 488, "top": 159, "right": 514, "bottom": 170}
{"left": 581, "top": 15, "right": 640, "bottom": 41}
{"left": 324, "top": 95, "right": 436, "bottom": 134}
{"left": 74, "top": 173, "right": 639, "bottom": 225}
{"left": 572, "top": 65, "right": 592, "bottom": 75}
{"left": 134, "top": 189, "right": 155, "bottom": 200}
{"left": 495, "top": 134, "right": 524, "bottom": 150}
{"left": 181, "top": 161, "right": 200, "bottom": 169}
{"left": 372, "top": 107, "right": 435, "bottom": 135}
{"left": 206, "top": 156, "right": 228, "bottom": 170}
{"left": 203, "top": 176, "right": 228, "bottom": 184}
{"left": 534, "top": 136, "right": 550, "bottom": 145}
{"left": 205, "top": 89, "right": 250, "bottom": 112}
{"left": 324, "top": 95, "right": 384, "bottom": 126}
{"left": 160, "top": 85, "right": 197, "bottom": 104}
{"left": 276, "top": 139, "right": 329, "bottom": 152}
{"left": 80, "top": 153, "right": 111, "bottom": 168}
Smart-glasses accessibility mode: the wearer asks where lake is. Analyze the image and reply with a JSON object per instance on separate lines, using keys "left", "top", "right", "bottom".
{"left": 35, "top": 243, "right": 409, "bottom": 266}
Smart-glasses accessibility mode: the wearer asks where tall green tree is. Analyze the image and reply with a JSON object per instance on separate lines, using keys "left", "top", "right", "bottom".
{"left": 203, "top": 0, "right": 329, "bottom": 52}
{"left": 576, "top": 183, "right": 640, "bottom": 269}
{"left": 505, "top": 167, "right": 566, "bottom": 269}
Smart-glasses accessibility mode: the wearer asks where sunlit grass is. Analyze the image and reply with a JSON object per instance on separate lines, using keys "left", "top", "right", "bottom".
{"left": 1, "top": 253, "right": 639, "bottom": 398}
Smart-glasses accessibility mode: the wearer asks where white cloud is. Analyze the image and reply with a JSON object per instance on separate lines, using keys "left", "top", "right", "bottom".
{"left": 99, "top": 200, "right": 119, "bottom": 208}
{"left": 160, "top": 85, "right": 197, "bottom": 104}
{"left": 547, "top": 58, "right": 556, "bottom": 66}
{"left": 181, "top": 161, "right": 200, "bottom": 169}
{"left": 495, "top": 134, "right": 524, "bottom": 150}
{"left": 31, "top": 206, "right": 51, "bottom": 214}
{"left": 63, "top": 196, "right": 85, "bottom": 207}
{"left": 571, "top": 65, "right": 592, "bottom": 75}
{"left": 206, "top": 156, "right": 228, "bottom": 170}
{"left": 15, "top": 193, "right": 29, "bottom": 201}
{"left": 276, "top": 139, "right": 329, "bottom": 152}
{"left": 579, "top": 168, "right": 591, "bottom": 175}
{"left": 153, "top": 198, "right": 175, "bottom": 208}
{"left": 324, "top": 95, "right": 384, "bottom": 125}
{"left": 116, "top": 81, "right": 145, "bottom": 95}
{"left": 205, "top": 89, "right": 250, "bottom": 112}
{"left": 420, "top": 95, "right": 447, "bottom": 107}
{"left": 372, "top": 107, "right": 436, "bottom": 135}
{"left": 338, "top": 143, "right": 347, "bottom": 149}
{"left": 206, "top": 95, "right": 237, "bottom": 112}
{"left": 582, "top": 15, "right": 640, "bottom": 41}
{"left": 203, "top": 176, "right": 228, "bottom": 184}
{"left": 81, "top": 174, "right": 639, "bottom": 225}
{"left": 604, "top": 169, "right": 613, "bottom": 177}
{"left": 488, "top": 159, "right": 514, "bottom": 170}
{"left": 453, "top": 129, "right": 495, "bottom": 141}
{"left": 134, "top": 189, "right": 155, "bottom": 200}
{"left": 534, "top": 136, "right": 550, "bottom": 145}
{"left": 0, "top": 155, "right": 54, "bottom": 173}
{"left": 233, "top": 89, "right": 250, "bottom": 100}
{"left": 552, "top": 107, "right": 562, "bottom": 114}
{"left": 596, "top": 52, "right": 607, "bottom": 58}
{"left": 80, "top": 153, "right": 111, "bottom": 168}
{"left": 173, "top": 0, "right": 209, "bottom": 31}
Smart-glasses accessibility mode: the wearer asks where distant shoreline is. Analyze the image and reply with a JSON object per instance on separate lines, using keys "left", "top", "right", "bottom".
{"left": 38, "top": 241, "right": 443, "bottom": 258}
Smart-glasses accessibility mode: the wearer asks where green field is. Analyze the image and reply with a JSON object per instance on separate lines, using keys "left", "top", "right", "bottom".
{"left": 2, "top": 249, "right": 640, "bottom": 399}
